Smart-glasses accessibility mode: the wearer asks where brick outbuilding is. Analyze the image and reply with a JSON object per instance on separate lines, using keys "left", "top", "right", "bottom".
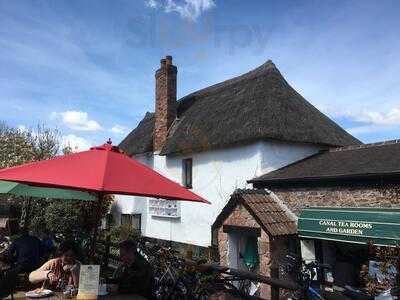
{"left": 212, "top": 189, "right": 298, "bottom": 300}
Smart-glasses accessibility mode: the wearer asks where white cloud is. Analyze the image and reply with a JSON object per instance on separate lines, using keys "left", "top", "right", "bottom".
{"left": 17, "top": 124, "right": 27, "bottom": 132}
{"left": 355, "top": 107, "right": 400, "bottom": 126}
{"left": 347, "top": 125, "right": 386, "bottom": 135}
{"left": 61, "top": 134, "right": 92, "bottom": 152}
{"left": 110, "top": 125, "right": 127, "bottom": 135}
{"left": 346, "top": 107, "right": 400, "bottom": 135}
{"left": 51, "top": 111, "right": 103, "bottom": 131}
{"left": 146, "top": 0, "right": 216, "bottom": 21}
{"left": 145, "top": 0, "right": 159, "bottom": 8}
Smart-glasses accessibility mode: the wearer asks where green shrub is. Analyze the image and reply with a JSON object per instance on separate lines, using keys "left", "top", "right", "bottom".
{"left": 108, "top": 224, "right": 141, "bottom": 244}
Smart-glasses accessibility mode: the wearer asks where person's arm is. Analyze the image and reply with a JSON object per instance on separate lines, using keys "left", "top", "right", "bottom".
{"left": 29, "top": 260, "right": 55, "bottom": 284}
{"left": 64, "top": 262, "right": 80, "bottom": 287}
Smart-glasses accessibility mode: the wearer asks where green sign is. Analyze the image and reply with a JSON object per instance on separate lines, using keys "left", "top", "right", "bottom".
{"left": 298, "top": 207, "right": 400, "bottom": 247}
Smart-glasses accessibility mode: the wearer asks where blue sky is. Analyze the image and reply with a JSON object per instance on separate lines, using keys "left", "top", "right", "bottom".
{"left": 1, "top": 0, "right": 399, "bottom": 150}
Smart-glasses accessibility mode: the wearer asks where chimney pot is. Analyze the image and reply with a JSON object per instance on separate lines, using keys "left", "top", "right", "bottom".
{"left": 160, "top": 58, "right": 166, "bottom": 67}
{"left": 165, "top": 55, "right": 172, "bottom": 65}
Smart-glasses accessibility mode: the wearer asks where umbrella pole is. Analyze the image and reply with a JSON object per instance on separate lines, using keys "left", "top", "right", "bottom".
{"left": 89, "top": 193, "right": 103, "bottom": 262}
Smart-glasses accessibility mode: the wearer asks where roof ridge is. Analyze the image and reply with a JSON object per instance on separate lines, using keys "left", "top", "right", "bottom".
{"left": 330, "top": 139, "right": 400, "bottom": 152}
{"left": 122, "top": 57, "right": 361, "bottom": 156}
{"left": 144, "top": 112, "right": 154, "bottom": 118}
{"left": 177, "top": 59, "right": 280, "bottom": 103}
{"left": 234, "top": 188, "right": 271, "bottom": 195}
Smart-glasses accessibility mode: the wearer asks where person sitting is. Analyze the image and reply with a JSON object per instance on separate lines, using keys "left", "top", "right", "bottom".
{"left": 29, "top": 241, "right": 80, "bottom": 290}
{"left": 6, "top": 229, "right": 43, "bottom": 273}
{"left": 111, "top": 239, "right": 153, "bottom": 298}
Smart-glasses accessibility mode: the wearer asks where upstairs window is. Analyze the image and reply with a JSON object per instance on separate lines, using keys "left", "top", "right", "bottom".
{"left": 182, "top": 158, "right": 193, "bottom": 189}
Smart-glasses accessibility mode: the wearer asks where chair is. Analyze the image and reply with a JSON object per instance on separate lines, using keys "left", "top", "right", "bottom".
{"left": 0, "top": 267, "right": 18, "bottom": 299}
{"left": 15, "top": 272, "right": 35, "bottom": 291}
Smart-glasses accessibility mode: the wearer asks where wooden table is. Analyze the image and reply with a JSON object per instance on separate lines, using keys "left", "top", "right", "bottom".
{"left": 6, "top": 292, "right": 145, "bottom": 300}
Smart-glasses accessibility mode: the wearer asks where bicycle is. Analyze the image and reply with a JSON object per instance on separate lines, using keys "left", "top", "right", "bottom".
{"left": 195, "top": 266, "right": 265, "bottom": 299}
{"left": 281, "top": 254, "right": 331, "bottom": 300}
{"left": 137, "top": 240, "right": 298, "bottom": 300}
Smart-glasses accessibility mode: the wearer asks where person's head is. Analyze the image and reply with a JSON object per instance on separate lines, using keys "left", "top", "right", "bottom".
{"left": 119, "top": 239, "right": 137, "bottom": 265}
{"left": 57, "top": 241, "right": 78, "bottom": 265}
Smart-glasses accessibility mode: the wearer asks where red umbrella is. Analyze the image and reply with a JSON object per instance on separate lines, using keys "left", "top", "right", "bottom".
{"left": 0, "top": 142, "right": 207, "bottom": 202}
{"left": 0, "top": 141, "right": 209, "bottom": 256}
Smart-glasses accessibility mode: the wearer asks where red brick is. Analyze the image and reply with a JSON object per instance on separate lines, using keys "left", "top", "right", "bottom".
{"left": 154, "top": 56, "right": 177, "bottom": 152}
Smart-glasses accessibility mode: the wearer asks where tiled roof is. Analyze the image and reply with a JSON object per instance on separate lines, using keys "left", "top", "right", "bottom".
{"left": 250, "top": 139, "right": 400, "bottom": 185}
{"left": 213, "top": 189, "right": 297, "bottom": 236}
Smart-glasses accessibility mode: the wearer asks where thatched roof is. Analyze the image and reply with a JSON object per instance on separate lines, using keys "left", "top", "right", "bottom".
{"left": 120, "top": 112, "right": 154, "bottom": 156}
{"left": 120, "top": 60, "right": 360, "bottom": 156}
{"left": 212, "top": 189, "right": 297, "bottom": 236}
{"left": 250, "top": 139, "right": 400, "bottom": 186}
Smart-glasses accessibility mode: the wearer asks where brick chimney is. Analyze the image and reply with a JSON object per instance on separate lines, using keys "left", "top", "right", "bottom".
{"left": 154, "top": 55, "right": 177, "bottom": 153}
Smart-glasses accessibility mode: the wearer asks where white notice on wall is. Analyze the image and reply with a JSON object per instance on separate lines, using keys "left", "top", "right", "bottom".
{"left": 77, "top": 265, "right": 100, "bottom": 299}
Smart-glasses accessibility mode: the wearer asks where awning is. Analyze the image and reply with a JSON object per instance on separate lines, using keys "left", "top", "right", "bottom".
{"left": 298, "top": 207, "right": 400, "bottom": 247}
{"left": 0, "top": 180, "right": 96, "bottom": 201}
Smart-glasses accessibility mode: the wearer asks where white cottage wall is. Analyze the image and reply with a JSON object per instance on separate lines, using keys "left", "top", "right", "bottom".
{"left": 113, "top": 140, "right": 321, "bottom": 247}
{"left": 112, "top": 153, "right": 153, "bottom": 233}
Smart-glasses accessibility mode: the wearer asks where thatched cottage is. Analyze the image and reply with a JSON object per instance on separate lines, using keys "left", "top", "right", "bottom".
{"left": 115, "top": 56, "right": 360, "bottom": 248}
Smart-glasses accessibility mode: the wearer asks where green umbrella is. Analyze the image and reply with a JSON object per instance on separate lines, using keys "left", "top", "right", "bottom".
{"left": 0, "top": 180, "right": 95, "bottom": 201}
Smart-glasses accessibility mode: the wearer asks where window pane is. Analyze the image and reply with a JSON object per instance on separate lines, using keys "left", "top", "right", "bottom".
{"left": 132, "top": 214, "right": 141, "bottom": 230}
{"left": 121, "top": 214, "right": 132, "bottom": 226}
{"left": 182, "top": 158, "right": 193, "bottom": 188}
{"left": 121, "top": 214, "right": 141, "bottom": 231}
{"left": 187, "top": 159, "right": 192, "bottom": 187}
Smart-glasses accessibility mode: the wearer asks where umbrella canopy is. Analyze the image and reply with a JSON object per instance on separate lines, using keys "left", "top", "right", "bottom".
{"left": 0, "top": 142, "right": 208, "bottom": 203}
{"left": 0, "top": 180, "right": 95, "bottom": 201}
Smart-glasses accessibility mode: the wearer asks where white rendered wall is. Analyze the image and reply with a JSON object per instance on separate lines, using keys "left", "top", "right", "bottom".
{"left": 114, "top": 140, "right": 321, "bottom": 247}
{"left": 111, "top": 153, "right": 153, "bottom": 233}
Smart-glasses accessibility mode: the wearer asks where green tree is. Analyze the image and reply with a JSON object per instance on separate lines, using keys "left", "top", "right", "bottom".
{"left": 0, "top": 122, "right": 111, "bottom": 244}
{"left": 0, "top": 123, "right": 61, "bottom": 229}
{"left": 0, "top": 123, "right": 59, "bottom": 168}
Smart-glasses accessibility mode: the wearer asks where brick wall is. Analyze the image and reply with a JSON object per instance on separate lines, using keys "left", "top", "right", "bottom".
{"left": 216, "top": 203, "right": 289, "bottom": 299}
{"left": 154, "top": 55, "right": 177, "bottom": 152}
{"left": 217, "top": 204, "right": 261, "bottom": 266}
{"left": 271, "top": 183, "right": 400, "bottom": 216}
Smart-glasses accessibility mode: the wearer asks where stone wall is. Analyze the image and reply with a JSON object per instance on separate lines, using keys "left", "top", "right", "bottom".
{"left": 217, "top": 203, "right": 272, "bottom": 298}
{"left": 215, "top": 203, "right": 295, "bottom": 299}
{"left": 271, "top": 183, "right": 400, "bottom": 216}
